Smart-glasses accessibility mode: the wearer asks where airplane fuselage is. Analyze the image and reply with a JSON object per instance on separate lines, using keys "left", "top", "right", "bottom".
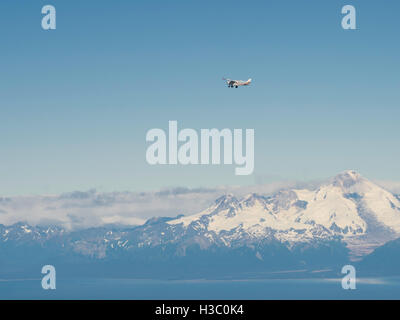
{"left": 225, "top": 78, "right": 252, "bottom": 88}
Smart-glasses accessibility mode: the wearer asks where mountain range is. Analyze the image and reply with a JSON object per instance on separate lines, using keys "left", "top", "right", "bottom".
{"left": 1, "top": 170, "right": 400, "bottom": 279}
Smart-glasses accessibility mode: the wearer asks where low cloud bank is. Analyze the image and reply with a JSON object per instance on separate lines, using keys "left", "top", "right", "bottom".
{"left": 1, "top": 179, "right": 398, "bottom": 230}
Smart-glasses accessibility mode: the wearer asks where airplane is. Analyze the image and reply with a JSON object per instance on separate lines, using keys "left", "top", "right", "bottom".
{"left": 222, "top": 77, "right": 252, "bottom": 88}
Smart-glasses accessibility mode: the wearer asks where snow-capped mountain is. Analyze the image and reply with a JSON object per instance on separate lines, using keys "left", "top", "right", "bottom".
{"left": 167, "top": 170, "right": 400, "bottom": 259}
{"left": 0, "top": 222, "right": 65, "bottom": 242}
{"left": 1, "top": 171, "right": 400, "bottom": 278}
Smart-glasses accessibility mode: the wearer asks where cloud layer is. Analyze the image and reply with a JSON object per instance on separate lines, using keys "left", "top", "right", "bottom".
{"left": 1, "top": 179, "right": 398, "bottom": 230}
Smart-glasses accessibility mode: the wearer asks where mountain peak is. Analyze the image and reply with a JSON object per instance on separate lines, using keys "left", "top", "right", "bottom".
{"left": 215, "top": 194, "right": 235, "bottom": 203}
{"left": 242, "top": 193, "right": 267, "bottom": 206}
{"left": 214, "top": 194, "right": 240, "bottom": 211}
{"left": 332, "top": 170, "right": 365, "bottom": 189}
{"left": 336, "top": 170, "right": 361, "bottom": 179}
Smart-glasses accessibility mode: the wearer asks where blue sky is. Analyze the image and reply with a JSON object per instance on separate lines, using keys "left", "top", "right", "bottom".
{"left": 1, "top": 0, "right": 399, "bottom": 195}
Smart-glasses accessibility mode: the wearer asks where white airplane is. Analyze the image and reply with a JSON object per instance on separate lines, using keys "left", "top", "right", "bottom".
{"left": 223, "top": 77, "right": 252, "bottom": 88}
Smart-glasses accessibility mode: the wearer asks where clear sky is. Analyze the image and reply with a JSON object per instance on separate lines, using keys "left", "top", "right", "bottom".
{"left": 1, "top": 0, "right": 399, "bottom": 195}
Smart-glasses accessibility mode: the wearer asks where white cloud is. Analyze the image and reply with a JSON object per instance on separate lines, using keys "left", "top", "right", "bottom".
{"left": 3, "top": 178, "right": 396, "bottom": 230}
{"left": 0, "top": 182, "right": 298, "bottom": 230}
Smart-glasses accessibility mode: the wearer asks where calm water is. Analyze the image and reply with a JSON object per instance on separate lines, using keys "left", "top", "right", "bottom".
{"left": 1, "top": 278, "right": 400, "bottom": 299}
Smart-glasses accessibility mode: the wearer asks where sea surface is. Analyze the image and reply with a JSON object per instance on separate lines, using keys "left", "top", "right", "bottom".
{"left": 1, "top": 277, "right": 400, "bottom": 299}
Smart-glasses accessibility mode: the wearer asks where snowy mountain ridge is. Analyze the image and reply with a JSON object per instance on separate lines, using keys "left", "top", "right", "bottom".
{"left": 1, "top": 171, "right": 400, "bottom": 268}
{"left": 168, "top": 170, "right": 400, "bottom": 257}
